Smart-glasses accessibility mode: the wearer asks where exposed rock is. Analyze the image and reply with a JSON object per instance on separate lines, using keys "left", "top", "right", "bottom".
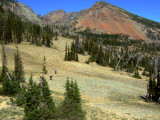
{"left": 44, "top": 1, "right": 160, "bottom": 40}
{"left": 2, "top": 1, "right": 44, "bottom": 25}
{"left": 43, "top": 9, "right": 66, "bottom": 24}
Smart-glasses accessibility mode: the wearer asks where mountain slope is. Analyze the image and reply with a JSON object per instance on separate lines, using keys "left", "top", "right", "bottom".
{"left": 14, "top": 2, "right": 44, "bottom": 25}
{"left": 2, "top": 1, "right": 44, "bottom": 25}
{"left": 43, "top": 9, "right": 66, "bottom": 24}
{"left": 0, "top": 38, "right": 160, "bottom": 119}
{"left": 76, "top": 1, "right": 146, "bottom": 40}
{"left": 44, "top": 1, "right": 160, "bottom": 40}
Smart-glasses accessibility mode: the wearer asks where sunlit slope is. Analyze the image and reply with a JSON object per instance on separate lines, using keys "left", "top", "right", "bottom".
{"left": 0, "top": 37, "right": 160, "bottom": 120}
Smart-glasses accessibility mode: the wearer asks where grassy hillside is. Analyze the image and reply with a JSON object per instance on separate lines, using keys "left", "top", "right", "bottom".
{"left": 0, "top": 37, "right": 160, "bottom": 120}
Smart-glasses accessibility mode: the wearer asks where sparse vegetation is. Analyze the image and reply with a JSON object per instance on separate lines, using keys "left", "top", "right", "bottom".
{"left": 0, "top": 38, "right": 160, "bottom": 119}
{"left": 0, "top": 47, "right": 85, "bottom": 119}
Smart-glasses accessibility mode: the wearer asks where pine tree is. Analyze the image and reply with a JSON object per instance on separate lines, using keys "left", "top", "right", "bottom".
{"left": 24, "top": 82, "right": 41, "bottom": 120}
{"left": 156, "top": 72, "right": 160, "bottom": 101}
{"left": 15, "top": 85, "right": 26, "bottom": 106}
{"left": 46, "top": 33, "right": 51, "bottom": 47}
{"left": 42, "top": 34, "right": 45, "bottom": 45}
{"left": 0, "top": 45, "right": 20, "bottom": 95}
{"left": 0, "top": 12, "right": 4, "bottom": 42}
{"left": 1, "top": 76, "right": 13, "bottom": 95}
{"left": 4, "top": 13, "right": 13, "bottom": 44}
{"left": 42, "top": 56, "right": 48, "bottom": 75}
{"left": 15, "top": 18, "right": 23, "bottom": 43}
{"left": 64, "top": 43, "right": 79, "bottom": 62}
{"left": 73, "top": 81, "right": 81, "bottom": 104}
{"left": 29, "top": 74, "right": 33, "bottom": 86}
{"left": 148, "top": 72, "right": 153, "bottom": 99}
{"left": 1, "top": 44, "right": 8, "bottom": 79}
{"left": 68, "top": 46, "right": 71, "bottom": 61}
{"left": 14, "top": 47, "right": 25, "bottom": 83}
{"left": 65, "top": 77, "right": 70, "bottom": 97}
{"left": 71, "top": 42, "right": 76, "bottom": 60}
{"left": 151, "top": 78, "right": 157, "bottom": 101}
{"left": 38, "top": 76, "right": 56, "bottom": 119}
{"left": 61, "top": 78, "right": 85, "bottom": 119}
{"left": 96, "top": 44, "right": 104, "bottom": 66}
{"left": 64, "top": 44, "right": 68, "bottom": 61}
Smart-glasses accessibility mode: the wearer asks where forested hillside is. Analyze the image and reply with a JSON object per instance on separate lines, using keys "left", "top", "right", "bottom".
{"left": 0, "top": 0, "right": 56, "bottom": 47}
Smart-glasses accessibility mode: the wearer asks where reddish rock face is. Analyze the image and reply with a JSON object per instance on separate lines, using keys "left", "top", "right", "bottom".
{"left": 75, "top": 2, "right": 146, "bottom": 40}
{"left": 44, "top": 1, "right": 149, "bottom": 40}
{"left": 43, "top": 9, "right": 66, "bottom": 24}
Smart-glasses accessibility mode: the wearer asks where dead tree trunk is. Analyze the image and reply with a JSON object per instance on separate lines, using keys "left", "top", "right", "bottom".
{"left": 115, "top": 52, "right": 125, "bottom": 71}
{"left": 154, "top": 57, "right": 159, "bottom": 78}
{"left": 6, "top": 72, "right": 11, "bottom": 80}
{"left": 122, "top": 52, "right": 141, "bottom": 68}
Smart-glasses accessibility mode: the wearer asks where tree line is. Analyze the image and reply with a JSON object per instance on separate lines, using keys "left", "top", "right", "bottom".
{"left": 62, "top": 28, "right": 160, "bottom": 102}
{"left": 0, "top": 4, "right": 58, "bottom": 47}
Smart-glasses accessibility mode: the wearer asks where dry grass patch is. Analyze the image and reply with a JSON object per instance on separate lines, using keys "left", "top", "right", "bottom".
{"left": 0, "top": 37, "right": 160, "bottom": 120}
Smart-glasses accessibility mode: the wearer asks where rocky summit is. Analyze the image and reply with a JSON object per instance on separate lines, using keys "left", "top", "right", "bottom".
{"left": 44, "top": 1, "right": 160, "bottom": 40}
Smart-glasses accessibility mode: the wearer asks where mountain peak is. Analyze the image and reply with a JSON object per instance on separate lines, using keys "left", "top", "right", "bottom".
{"left": 54, "top": 9, "right": 66, "bottom": 13}
{"left": 46, "top": 9, "right": 66, "bottom": 15}
{"left": 43, "top": 1, "right": 160, "bottom": 40}
{"left": 43, "top": 9, "right": 66, "bottom": 24}
{"left": 93, "top": 1, "right": 110, "bottom": 8}
{"left": 95, "top": 1, "right": 108, "bottom": 5}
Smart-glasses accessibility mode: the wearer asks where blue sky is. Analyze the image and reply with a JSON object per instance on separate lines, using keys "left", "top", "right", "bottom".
{"left": 17, "top": 0, "right": 160, "bottom": 22}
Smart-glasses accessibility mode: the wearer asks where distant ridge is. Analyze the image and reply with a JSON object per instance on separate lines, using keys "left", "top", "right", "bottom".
{"left": 44, "top": 1, "right": 160, "bottom": 40}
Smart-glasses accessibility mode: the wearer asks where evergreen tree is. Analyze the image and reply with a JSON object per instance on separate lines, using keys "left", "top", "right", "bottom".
{"left": 68, "top": 45, "right": 71, "bottom": 61}
{"left": 42, "top": 56, "right": 48, "bottom": 75}
{"left": 14, "top": 18, "right": 23, "bottom": 43}
{"left": 24, "top": 82, "right": 41, "bottom": 120}
{"left": 1, "top": 44, "right": 8, "bottom": 79}
{"left": 15, "top": 85, "right": 26, "bottom": 106}
{"left": 73, "top": 81, "right": 81, "bottom": 104}
{"left": 148, "top": 72, "right": 153, "bottom": 100}
{"left": 65, "top": 77, "right": 70, "bottom": 96}
{"left": 46, "top": 33, "right": 51, "bottom": 47}
{"left": 29, "top": 74, "right": 33, "bottom": 86}
{"left": 1, "top": 77, "right": 14, "bottom": 95}
{"left": 38, "top": 76, "right": 57, "bottom": 119}
{"left": 156, "top": 72, "right": 160, "bottom": 101}
{"left": 64, "top": 43, "right": 79, "bottom": 62}
{"left": 4, "top": 13, "right": 13, "bottom": 44}
{"left": 96, "top": 44, "right": 104, "bottom": 66}
{"left": 0, "top": 45, "right": 20, "bottom": 95}
{"left": 61, "top": 78, "right": 85, "bottom": 119}
{"left": 0, "top": 12, "right": 4, "bottom": 42}
{"left": 64, "top": 44, "right": 68, "bottom": 61}
{"left": 42, "top": 34, "right": 45, "bottom": 45}
{"left": 151, "top": 78, "right": 157, "bottom": 101}
{"left": 14, "top": 47, "right": 25, "bottom": 83}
